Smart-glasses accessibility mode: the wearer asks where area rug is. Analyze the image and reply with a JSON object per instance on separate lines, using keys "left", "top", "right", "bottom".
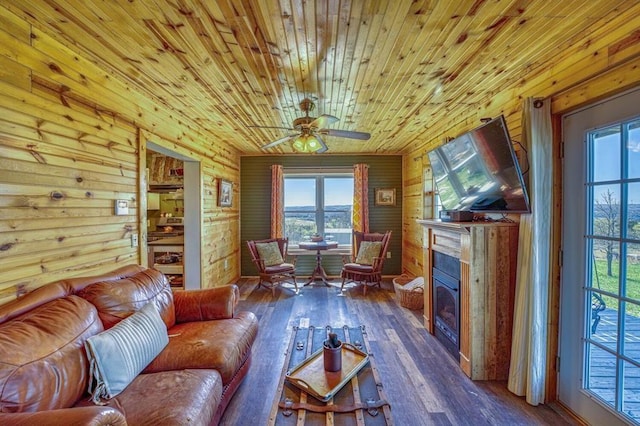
{"left": 268, "top": 325, "right": 393, "bottom": 425}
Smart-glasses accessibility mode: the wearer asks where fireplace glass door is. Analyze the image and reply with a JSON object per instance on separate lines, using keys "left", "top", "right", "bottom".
{"left": 432, "top": 251, "right": 460, "bottom": 361}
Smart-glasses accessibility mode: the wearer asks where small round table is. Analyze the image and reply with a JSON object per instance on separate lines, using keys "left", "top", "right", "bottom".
{"left": 298, "top": 241, "right": 339, "bottom": 286}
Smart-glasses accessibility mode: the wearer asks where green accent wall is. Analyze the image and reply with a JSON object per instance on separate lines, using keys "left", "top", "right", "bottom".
{"left": 240, "top": 155, "right": 402, "bottom": 277}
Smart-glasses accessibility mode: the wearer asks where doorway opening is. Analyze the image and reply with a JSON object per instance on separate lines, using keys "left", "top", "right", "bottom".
{"left": 146, "top": 141, "right": 202, "bottom": 290}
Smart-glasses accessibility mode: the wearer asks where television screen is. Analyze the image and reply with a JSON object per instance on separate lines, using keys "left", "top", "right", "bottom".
{"left": 427, "top": 115, "right": 530, "bottom": 213}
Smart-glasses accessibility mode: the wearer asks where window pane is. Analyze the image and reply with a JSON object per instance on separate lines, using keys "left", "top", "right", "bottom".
{"left": 592, "top": 184, "right": 621, "bottom": 239}
{"left": 323, "top": 212, "right": 351, "bottom": 244}
{"left": 284, "top": 213, "right": 316, "bottom": 245}
{"left": 623, "top": 360, "right": 640, "bottom": 421}
{"left": 284, "top": 178, "right": 315, "bottom": 209}
{"left": 628, "top": 120, "right": 640, "bottom": 180}
{"left": 586, "top": 343, "right": 617, "bottom": 405}
{"left": 592, "top": 126, "right": 621, "bottom": 183}
{"left": 284, "top": 178, "right": 316, "bottom": 244}
{"left": 324, "top": 178, "right": 353, "bottom": 207}
{"left": 629, "top": 183, "right": 640, "bottom": 241}
{"left": 324, "top": 177, "right": 353, "bottom": 244}
{"left": 626, "top": 242, "right": 640, "bottom": 307}
{"left": 624, "top": 299, "right": 640, "bottom": 362}
{"left": 590, "top": 239, "right": 618, "bottom": 338}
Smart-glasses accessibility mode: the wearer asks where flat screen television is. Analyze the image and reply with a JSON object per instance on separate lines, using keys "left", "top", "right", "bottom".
{"left": 427, "top": 115, "right": 530, "bottom": 214}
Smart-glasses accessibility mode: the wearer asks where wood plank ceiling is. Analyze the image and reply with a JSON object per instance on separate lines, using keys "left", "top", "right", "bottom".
{"left": 3, "top": 0, "right": 634, "bottom": 155}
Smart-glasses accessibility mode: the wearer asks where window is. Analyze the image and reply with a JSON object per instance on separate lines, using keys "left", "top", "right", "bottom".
{"left": 284, "top": 169, "right": 354, "bottom": 246}
{"left": 423, "top": 166, "right": 435, "bottom": 219}
{"left": 584, "top": 117, "right": 640, "bottom": 421}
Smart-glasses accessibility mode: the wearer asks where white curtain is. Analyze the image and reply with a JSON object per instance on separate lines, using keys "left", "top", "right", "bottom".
{"left": 507, "top": 98, "right": 553, "bottom": 405}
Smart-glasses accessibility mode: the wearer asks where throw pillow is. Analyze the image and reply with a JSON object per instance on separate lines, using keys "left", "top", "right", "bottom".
{"left": 355, "top": 241, "right": 382, "bottom": 265}
{"left": 256, "top": 241, "right": 284, "bottom": 266}
{"left": 77, "top": 268, "right": 176, "bottom": 330}
{"left": 85, "top": 302, "right": 169, "bottom": 403}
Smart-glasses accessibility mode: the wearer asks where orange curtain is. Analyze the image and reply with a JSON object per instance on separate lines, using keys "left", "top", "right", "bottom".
{"left": 353, "top": 163, "right": 369, "bottom": 234}
{"left": 270, "top": 164, "right": 284, "bottom": 238}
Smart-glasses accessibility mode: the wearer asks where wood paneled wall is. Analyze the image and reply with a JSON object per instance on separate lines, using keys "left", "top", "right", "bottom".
{"left": 402, "top": 5, "right": 640, "bottom": 277}
{"left": 0, "top": 5, "right": 239, "bottom": 304}
{"left": 401, "top": 5, "right": 640, "bottom": 401}
{"left": 240, "top": 155, "right": 403, "bottom": 277}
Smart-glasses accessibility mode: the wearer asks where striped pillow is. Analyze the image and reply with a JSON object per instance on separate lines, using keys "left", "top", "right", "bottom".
{"left": 85, "top": 302, "right": 168, "bottom": 403}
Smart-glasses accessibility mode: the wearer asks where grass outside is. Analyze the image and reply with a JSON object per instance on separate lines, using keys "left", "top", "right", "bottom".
{"left": 593, "top": 259, "right": 640, "bottom": 317}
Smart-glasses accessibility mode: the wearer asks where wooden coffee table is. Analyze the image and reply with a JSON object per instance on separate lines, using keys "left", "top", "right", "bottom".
{"left": 269, "top": 325, "right": 393, "bottom": 425}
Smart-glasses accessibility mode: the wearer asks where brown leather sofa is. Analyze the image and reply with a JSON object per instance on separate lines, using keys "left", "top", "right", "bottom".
{"left": 0, "top": 265, "right": 258, "bottom": 425}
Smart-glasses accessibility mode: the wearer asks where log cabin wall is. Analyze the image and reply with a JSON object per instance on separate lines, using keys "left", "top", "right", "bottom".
{"left": 401, "top": 4, "right": 640, "bottom": 279}
{"left": 0, "top": 5, "right": 239, "bottom": 305}
{"left": 401, "top": 5, "right": 640, "bottom": 401}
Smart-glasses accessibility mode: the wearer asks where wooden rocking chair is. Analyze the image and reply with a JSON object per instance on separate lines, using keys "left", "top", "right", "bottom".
{"left": 247, "top": 238, "right": 298, "bottom": 295}
{"left": 340, "top": 230, "right": 391, "bottom": 295}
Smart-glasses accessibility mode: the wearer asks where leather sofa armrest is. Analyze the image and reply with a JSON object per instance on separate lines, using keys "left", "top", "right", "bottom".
{"left": 173, "top": 285, "right": 239, "bottom": 322}
{"left": 0, "top": 407, "right": 126, "bottom": 426}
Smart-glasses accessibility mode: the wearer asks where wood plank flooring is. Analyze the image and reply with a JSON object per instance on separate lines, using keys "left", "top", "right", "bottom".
{"left": 220, "top": 279, "right": 579, "bottom": 425}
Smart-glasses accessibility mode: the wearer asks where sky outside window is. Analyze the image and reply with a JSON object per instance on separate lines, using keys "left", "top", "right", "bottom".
{"left": 284, "top": 177, "right": 353, "bottom": 207}
{"left": 592, "top": 121, "right": 640, "bottom": 205}
{"left": 325, "top": 178, "right": 354, "bottom": 207}
{"left": 284, "top": 179, "right": 315, "bottom": 207}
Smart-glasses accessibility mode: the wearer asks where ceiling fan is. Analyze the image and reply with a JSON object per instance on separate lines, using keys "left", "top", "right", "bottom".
{"left": 249, "top": 98, "right": 370, "bottom": 153}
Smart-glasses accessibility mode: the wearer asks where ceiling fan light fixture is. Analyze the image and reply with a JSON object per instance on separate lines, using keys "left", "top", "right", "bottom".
{"left": 255, "top": 97, "right": 368, "bottom": 153}
{"left": 292, "top": 134, "right": 320, "bottom": 153}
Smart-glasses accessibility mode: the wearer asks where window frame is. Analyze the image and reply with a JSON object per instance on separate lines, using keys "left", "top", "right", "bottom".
{"left": 283, "top": 167, "right": 354, "bottom": 247}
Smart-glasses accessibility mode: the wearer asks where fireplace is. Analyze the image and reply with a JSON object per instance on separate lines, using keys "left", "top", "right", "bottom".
{"left": 432, "top": 251, "right": 460, "bottom": 361}
{"left": 419, "top": 220, "right": 519, "bottom": 380}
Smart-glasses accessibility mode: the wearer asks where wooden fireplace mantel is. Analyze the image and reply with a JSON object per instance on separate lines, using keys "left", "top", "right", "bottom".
{"left": 417, "top": 219, "right": 519, "bottom": 380}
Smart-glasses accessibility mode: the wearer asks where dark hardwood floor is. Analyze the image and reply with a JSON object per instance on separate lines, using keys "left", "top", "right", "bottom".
{"left": 220, "top": 278, "right": 579, "bottom": 425}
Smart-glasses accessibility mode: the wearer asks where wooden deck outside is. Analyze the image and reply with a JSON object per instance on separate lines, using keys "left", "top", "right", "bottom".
{"left": 589, "top": 307, "right": 640, "bottom": 422}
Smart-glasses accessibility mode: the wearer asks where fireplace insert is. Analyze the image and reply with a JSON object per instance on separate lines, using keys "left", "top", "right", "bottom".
{"left": 432, "top": 251, "right": 460, "bottom": 361}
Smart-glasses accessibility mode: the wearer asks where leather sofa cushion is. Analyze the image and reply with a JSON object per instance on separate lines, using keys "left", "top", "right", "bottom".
{"left": 0, "top": 296, "right": 103, "bottom": 412}
{"left": 75, "top": 369, "right": 222, "bottom": 426}
{"left": 0, "top": 265, "right": 145, "bottom": 327}
{"left": 145, "top": 311, "right": 258, "bottom": 384}
{"left": 78, "top": 269, "right": 176, "bottom": 329}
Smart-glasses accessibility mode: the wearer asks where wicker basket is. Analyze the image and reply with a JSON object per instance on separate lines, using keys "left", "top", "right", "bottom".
{"left": 393, "top": 275, "right": 424, "bottom": 310}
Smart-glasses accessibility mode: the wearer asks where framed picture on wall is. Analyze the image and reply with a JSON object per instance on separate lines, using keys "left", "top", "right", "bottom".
{"left": 375, "top": 188, "right": 396, "bottom": 206}
{"left": 218, "top": 179, "right": 232, "bottom": 207}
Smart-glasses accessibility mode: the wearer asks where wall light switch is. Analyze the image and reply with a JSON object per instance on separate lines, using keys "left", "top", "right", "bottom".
{"left": 387, "top": 251, "right": 391, "bottom": 259}
{"left": 115, "top": 199, "right": 129, "bottom": 215}
{"left": 131, "top": 234, "right": 138, "bottom": 248}
{"left": 224, "top": 259, "right": 229, "bottom": 270}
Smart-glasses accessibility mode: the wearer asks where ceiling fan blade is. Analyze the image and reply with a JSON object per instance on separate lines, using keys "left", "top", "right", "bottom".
{"left": 261, "top": 134, "right": 298, "bottom": 150}
{"left": 309, "top": 114, "right": 340, "bottom": 128}
{"left": 319, "top": 129, "right": 371, "bottom": 140}
{"left": 314, "top": 134, "right": 328, "bottom": 153}
{"left": 247, "top": 125, "right": 295, "bottom": 130}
